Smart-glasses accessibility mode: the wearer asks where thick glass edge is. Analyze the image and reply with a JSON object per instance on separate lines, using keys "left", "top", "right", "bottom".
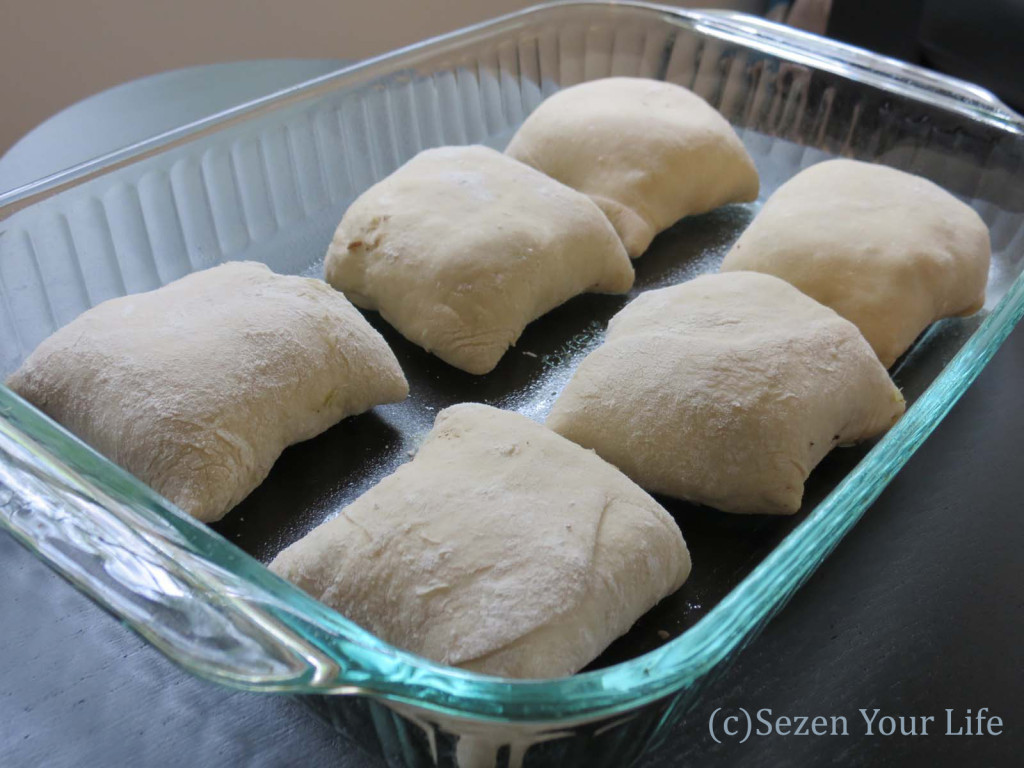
{"left": 693, "top": 8, "right": 1022, "bottom": 132}
{"left": 0, "top": 0, "right": 1022, "bottom": 723}
{"left": 5, "top": 268, "right": 1024, "bottom": 723}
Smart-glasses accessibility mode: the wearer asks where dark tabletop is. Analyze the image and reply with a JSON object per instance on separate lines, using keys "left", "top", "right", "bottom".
{"left": 1, "top": 61, "right": 1022, "bottom": 768}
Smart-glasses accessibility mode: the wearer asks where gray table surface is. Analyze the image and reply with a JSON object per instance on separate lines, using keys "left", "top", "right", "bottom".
{"left": 1, "top": 61, "right": 1022, "bottom": 768}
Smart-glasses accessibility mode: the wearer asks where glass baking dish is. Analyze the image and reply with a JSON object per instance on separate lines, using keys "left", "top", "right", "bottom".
{"left": 1, "top": 2, "right": 1023, "bottom": 766}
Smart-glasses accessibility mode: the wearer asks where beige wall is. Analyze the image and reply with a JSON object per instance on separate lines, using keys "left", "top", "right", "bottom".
{"left": 0, "top": 1, "right": 767, "bottom": 156}
{"left": 0, "top": 1, "right": 506, "bottom": 153}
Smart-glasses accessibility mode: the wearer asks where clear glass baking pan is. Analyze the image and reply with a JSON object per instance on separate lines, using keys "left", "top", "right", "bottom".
{"left": 1, "top": 3, "right": 1023, "bottom": 767}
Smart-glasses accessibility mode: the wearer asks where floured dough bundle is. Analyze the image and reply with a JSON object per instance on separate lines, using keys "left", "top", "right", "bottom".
{"left": 325, "top": 145, "right": 633, "bottom": 375}
{"left": 271, "top": 403, "right": 690, "bottom": 679}
{"left": 720, "top": 159, "right": 991, "bottom": 366}
{"left": 506, "top": 77, "right": 760, "bottom": 258}
{"left": 7, "top": 262, "right": 408, "bottom": 523}
{"left": 547, "top": 272, "right": 905, "bottom": 515}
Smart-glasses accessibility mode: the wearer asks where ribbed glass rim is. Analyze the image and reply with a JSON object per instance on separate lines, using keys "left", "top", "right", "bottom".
{"left": 2, "top": 1, "right": 1023, "bottom": 724}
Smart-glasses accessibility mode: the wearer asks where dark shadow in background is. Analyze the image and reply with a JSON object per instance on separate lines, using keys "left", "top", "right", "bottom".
{"left": 828, "top": 0, "right": 1024, "bottom": 112}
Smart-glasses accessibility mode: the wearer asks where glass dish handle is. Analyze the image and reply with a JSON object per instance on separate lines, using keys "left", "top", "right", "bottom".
{"left": 693, "top": 9, "right": 1021, "bottom": 123}
{"left": 0, "top": 401, "right": 355, "bottom": 693}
